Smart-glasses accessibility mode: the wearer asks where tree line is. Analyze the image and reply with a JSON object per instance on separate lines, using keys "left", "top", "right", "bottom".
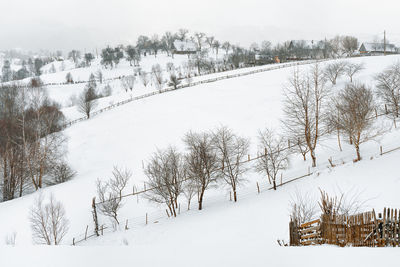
{"left": 0, "top": 83, "right": 75, "bottom": 202}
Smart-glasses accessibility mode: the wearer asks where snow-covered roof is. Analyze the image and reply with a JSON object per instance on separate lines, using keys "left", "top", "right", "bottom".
{"left": 360, "top": 43, "right": 397, "bottom": 53}
{"left": 173, "top": 40, "right": 197, "bottom": 52}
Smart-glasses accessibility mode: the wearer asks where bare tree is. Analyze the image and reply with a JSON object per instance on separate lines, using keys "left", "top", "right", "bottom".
{"left": 289, "top": 190, "right": 318, "bottom": 224}
{"left": 96, "top": 166, "right": 131, "bottom": 225}
{"left": 222, "top": 42, "right": 231, "bottom": 55}
{"left": 4, "top": 232, "right": 17, "bottom": 246}
{"left": 151, "top": 64, "right": 164, "bottom": 91}
{"left": 375, "top": 63, "right": 400, "bottom": 118}
{"left": 329, "top": 36, "right": 344, "bottom": 58}
{"left": 144, "top": 147, "right": 184, "bottom": 217}
{"left": 255, "top": 128, "right": 289, "bottom": 190}
{"left": 184, "top": 131, "right": 219, "bottom": 210}
{"left": 45, "top": 161, "right": 76, "bottom": 186}
{"left": 345, "top": 63, "right": 364, "bottom": 83}
{"left": 168, "top": 73, "right": 181, "bottom": 89}
{"left": 121, "top": 75, "right": 136, "bottom": 92}
{"left": 194, "top": 32, "right": 206, "bottom": 50}
{"left": 283, "top": 65, "right": 328, "bottom": 167}
{"left": 341, "top": 36, "right": 359, "bottom": 57}
{"left": 333, "top": 83, "right": 375, "bottom": 161}
{"left": 95, "top": 70, "right": 103, "bottom": 84}
{"left": 140, "top": 71, "right": 150, "bottom": 87}
{"left": 206, "top": 36, "right": 215, "bottom": 49}
{"left": 212, "top": 126, "right": 249, "bottom": 202}
{"left": 177, "top": 28, "right": 189, "bottom": 41}
{"left": 78, "top": 85, "right": 98, "bottom": 119}
{"left": 65, "top": 73, "right": 73, "bottom": 84}
{"left": 29, "top": 194, "right": 69, "bottom": 245}
{"left": 324, "top": 61, "right": 347, "bottom": 85}
{"left": 182, "top": 178, "right": 196, "bottom": 210}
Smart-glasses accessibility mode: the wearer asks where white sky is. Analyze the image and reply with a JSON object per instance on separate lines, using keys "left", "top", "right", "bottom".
{"left": 1, "top": 0, "right": 400, "bottom": 51}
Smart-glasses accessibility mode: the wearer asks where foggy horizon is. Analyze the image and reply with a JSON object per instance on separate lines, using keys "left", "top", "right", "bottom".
{"left": 2, "top": 0, "right": 400, "bottom": 52}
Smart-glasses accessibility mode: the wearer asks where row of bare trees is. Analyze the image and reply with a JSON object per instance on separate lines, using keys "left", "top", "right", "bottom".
{"left": 284, "top": 60, "right": 399, "bottom": 165}
{"left": 141, "top": 126, "right": 290, "bottom": 217}
{"left": 0, "top": 83, "right": 75, "bottom": 202}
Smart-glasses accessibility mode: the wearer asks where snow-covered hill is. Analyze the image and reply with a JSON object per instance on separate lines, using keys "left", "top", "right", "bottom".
{"left": 1, "top": 55, "right": 400, "bottom": 267}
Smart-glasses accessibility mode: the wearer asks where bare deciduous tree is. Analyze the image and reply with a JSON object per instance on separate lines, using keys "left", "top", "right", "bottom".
{"left": 96, "top": 166, "right": 131, "bottom": 224}
{"left": 184, "top": 131, "right": 218, "bottom": 210}
{"left": 283, "top": 64, "right": 328, "bottom": 167}
{"left": 345, "top": 63, "right": 364, "bottom": 83}
{"left": 341, "top": 36, "right": 358, "bottom": 57}
{"left": 333, "top": 83, "right": 375, "bottom": 161}
{"left": 255, "top": 128, "right": 289, "bottom": 190}
{"left": 78, "top": 85, "right": 98, "bottom": 119}
{"left": 289, "top": 190, "right": 318, "bottom": 224}
{"left": 168, "top": 73, "right": 181, "bottom": 89}
{"left": 151, "top": 64, "right": 164, "bottom": 91}
{"left": 121, "top": 75, "right": 136, "bottom": 92}
{"left": 144, "top": 147, "right": 184, "bottom": 217}
{"left": 324, "top": 61, "right": 347, "bottom": 85}
{"left": 212, "top": 126, "right": 249, "bottom": 202}
{"left": 29, "top": 194, "right": 69, "bottom": 245}
{"left": 140, "top": 71, "right": 150, "bottom": 87}
{"left": 375, "top": 63, "right": 400, "bottom": 118}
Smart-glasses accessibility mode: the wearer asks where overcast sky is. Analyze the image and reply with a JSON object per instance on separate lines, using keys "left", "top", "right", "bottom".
{"left": 2, "top": 0, "right": 400, "bottom": 51}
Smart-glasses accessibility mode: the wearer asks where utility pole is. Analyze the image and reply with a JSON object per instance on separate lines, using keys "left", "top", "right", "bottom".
{"left": 384, "top": 30, "right": 386, "bottom": 56}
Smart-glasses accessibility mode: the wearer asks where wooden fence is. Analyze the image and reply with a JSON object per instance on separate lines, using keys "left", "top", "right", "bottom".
{"left": 290, "top": 208, "right": 400, "bottom": 247}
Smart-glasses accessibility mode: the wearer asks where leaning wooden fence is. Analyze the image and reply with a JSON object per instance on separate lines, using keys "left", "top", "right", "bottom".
{"left": 290, "top": 208, "right": 400, "bottom": 247}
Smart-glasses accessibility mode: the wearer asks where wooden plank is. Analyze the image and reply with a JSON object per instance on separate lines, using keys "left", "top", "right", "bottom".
{"left": 300, "top": 219, "right": 320, "bottom": 228}
{"left": 300, "top": 225, "right": 320, "bottom": 234}
{"left": 300, "top": 232, "right": 321, "bottom": 240}
{"left": 300, "top": 239, "right": 320, "bottom": 246}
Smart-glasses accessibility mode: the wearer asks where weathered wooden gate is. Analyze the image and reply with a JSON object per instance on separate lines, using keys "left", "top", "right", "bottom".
{"left": 290, "top": 208, "right": 400, "bottom": 247}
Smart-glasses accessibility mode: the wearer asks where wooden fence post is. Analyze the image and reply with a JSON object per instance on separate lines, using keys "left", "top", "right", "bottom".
{"left": 84, "top": 225, "right": 88, "bottom": 240}
{"left": 73, "top": 238, "right": 75, "bottom": 246}
{"left": 248, "top": 154, "right": 250, "bottom": 161}
{"left": 92, "top": 197, "right": 99, "bottom": 237}
{"left": 380, "top": 146, "right": 383, "bottom": 156}
{"left": 256, "top": 182, "right": 260, "bottom": 194}
{"left": 146, "top": 213, "right": 148, "bottom": 225}
{"left": 230, "top": 191, "right": 232, "bottom": 201}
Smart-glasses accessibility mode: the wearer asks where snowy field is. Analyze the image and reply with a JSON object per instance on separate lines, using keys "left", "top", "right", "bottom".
{"left": 1, "top": 55, "right": 400, "bottom": 266}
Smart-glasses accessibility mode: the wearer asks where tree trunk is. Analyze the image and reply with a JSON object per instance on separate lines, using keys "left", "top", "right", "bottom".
{"left": 273, "top": 180, "right": 277, "bottom": 190}
{"left": 233, "top": 190, "right": 237, "bottom": 202}
{"left": 198, "top": 189, "right": 205, "bottom": 210}
{"left": 355, "top": 145, "right": 361, "bottom": 161}
{"left": 310, "top": 150, "right": 316, "bottom": 167}
{"left": 337, "top": 128, "right": 342, "bottom": 151}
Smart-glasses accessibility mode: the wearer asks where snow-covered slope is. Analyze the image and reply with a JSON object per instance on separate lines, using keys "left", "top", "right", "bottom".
{"left": 1, "top": 55, "right": 400, "bottom": 266}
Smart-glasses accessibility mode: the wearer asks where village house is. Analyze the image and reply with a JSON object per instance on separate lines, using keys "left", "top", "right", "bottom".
{"left": 359, "top": 42, "right": 398, "bottom": 55}
{"left": 173, "top": 40, "right": 198, "bottom": 55}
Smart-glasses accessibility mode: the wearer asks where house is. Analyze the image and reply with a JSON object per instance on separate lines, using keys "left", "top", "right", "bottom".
{"left": 173, "top": 40, "right": 198, "bottom": 55}
{"left": 359, "top": 43, "right": 398, "bottom": 55}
